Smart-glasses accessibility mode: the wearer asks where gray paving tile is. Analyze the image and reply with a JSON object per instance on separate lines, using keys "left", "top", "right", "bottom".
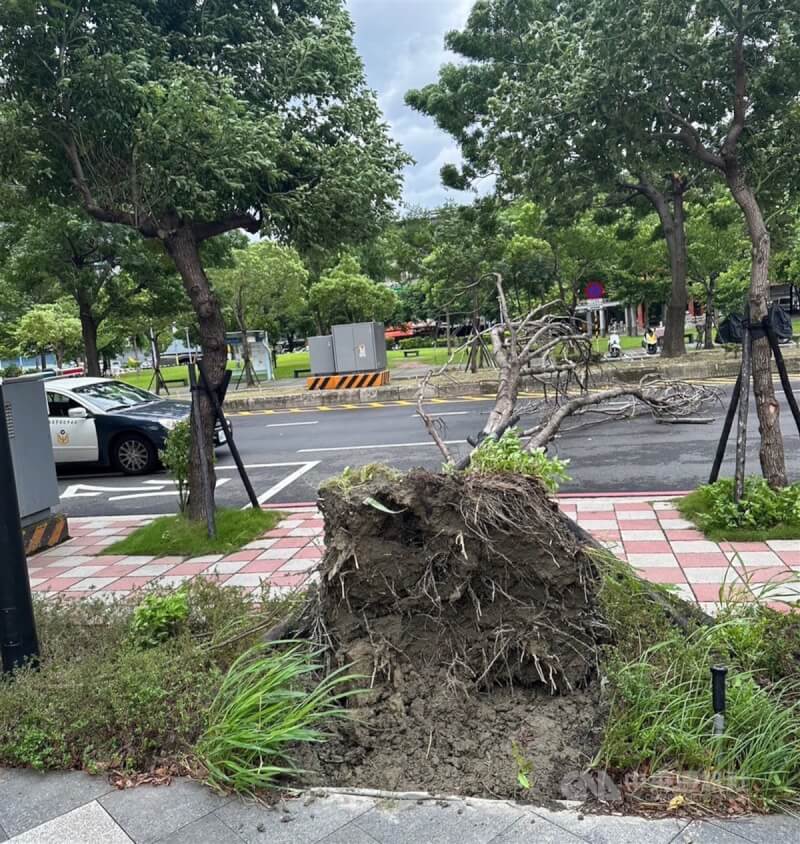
{"left": 318, "top": 821, "right": 382, "bottom": 843}
{"left": 704, "top": 815, "right": 800, "bottom": 843}
{"left": 671, "top": 820, "right": 753, "bottom": 843}
{"left": 354, "top": 798, "right": 524, "bottom": 844}
{"left": 100, "top": 779, "right": 231, "bottom": 844}
{"left": 489, "top": 814, "right": 585, "bottom": 842}
{"left": 0, "top": 769, "right": 114, "bottom": 837}
{"left": 528, "top": 807, "right": 688, "bottom": 843}
{"left": 156, "top": 812, "right": 244, "bottom": 844}
{"left": 8, "top": 801, "right": 131, "bottom": 843}
{"left": 215, "top": 793, "right": 373, "bottom": 844}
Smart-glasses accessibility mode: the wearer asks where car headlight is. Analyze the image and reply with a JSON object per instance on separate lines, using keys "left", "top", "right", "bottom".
{"left": 159, "top": 418, "right": 180, "bottom": 430}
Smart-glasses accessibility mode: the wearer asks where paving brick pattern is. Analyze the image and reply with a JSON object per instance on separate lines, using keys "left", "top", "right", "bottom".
{"left": 25, "top": 496, "right": 800, "bottom": 610}
{"left": 560, "top": 494, "right": 800, "bottom": 612}
{"left": 27, "top": 506, "right": 323, "bottom": 600}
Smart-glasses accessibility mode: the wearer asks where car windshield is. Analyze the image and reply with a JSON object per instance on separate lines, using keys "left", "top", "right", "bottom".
{"left": 72, "top": 381, "right": 158, "bottom": 411}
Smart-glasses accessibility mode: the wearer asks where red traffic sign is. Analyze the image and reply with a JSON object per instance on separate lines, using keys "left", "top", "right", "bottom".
{"left": 584, "top": 280, "right": 605, "bottom": 300}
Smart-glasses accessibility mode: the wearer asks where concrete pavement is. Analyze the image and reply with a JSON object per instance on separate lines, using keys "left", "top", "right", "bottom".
{"left": 55, "top": 380, "right": 800, "bottom": 518}
{"left": 1, "top": 768, "right": 796, "bottom": 843}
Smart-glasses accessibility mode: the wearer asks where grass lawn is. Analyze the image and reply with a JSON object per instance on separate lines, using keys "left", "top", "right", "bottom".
{"left": 107, "top": 507, "right": 282, "bottom": 557}
{"left": 677, "top": 485, "right": 800, "bottom": 542}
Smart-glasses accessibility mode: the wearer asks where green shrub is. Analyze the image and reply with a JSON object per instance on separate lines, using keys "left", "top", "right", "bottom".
{"left": 159, "top": 421, "right": 191, "bottom": 513}
{"left": 0, "top": 581, "right": 293, "bottom": 774}
{"left": 680, "top": 478, "right": 800, "bottom": 538}
{"left": 467, "top": 429, "right": 570, "bottom": 492}
{"left": 132, "top": 591, "right": 190, "bottom": 648}
{"left": 398, "top": 336, "right": 444, "bottom": 349}
{"left": 1, "top": 364, "right": 22, "bottom": 378}
{"left": 197, "top": 642, "right": 360, "bottom": 793}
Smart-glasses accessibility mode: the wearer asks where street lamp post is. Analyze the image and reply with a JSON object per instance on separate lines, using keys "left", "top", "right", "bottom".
{"left": 0, "top": 382, "right": 39, "bottom": 672}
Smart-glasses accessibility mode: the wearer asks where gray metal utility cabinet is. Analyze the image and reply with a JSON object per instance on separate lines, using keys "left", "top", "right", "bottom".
{"left": 1, "top": 375, "right": 60, "bottom": 527}
{"left": 309, "top": 335, "right": 336, "bottom": 376}
{"left": 331, "top": 322, "right": 387, "bottom": 373}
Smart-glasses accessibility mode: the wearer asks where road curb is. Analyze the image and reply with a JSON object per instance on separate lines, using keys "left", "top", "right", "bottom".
{"left": 220, "top": 348, "right": 797, "bottom": 412}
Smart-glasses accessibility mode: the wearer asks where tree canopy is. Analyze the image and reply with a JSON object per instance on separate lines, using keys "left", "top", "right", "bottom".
{"left": 0, "top": 0, "right": 408, "bottom": 521}
{"left": 309, "top": 254, "right": 398, "bottom": 333}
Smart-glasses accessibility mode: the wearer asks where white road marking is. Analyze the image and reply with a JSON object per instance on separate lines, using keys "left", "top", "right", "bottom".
{"left": 109, "top": 478, "right": 230, "bottom": 502}
{"left": 298, "top": 441, "right": 462, "bottom": 453}
{"left": 62, "top": 482, "right": 170, "bottom": 499}
{"left": 266, "top": 421, "right": 320, "bottom": 428}
{"left": 255, "top": 461, "right": 320, "bottom": 505}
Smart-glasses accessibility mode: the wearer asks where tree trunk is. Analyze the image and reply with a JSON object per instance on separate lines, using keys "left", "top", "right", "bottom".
{"left": 78, "top": 302, "right": 101, "bottom": 377}
{"left": 704, "top": 278, "right": 716, "bottom": 350}
{"left": 164, "top": 227, "right": 226, "bottom": 522}
{"left": 726, "top": 170, "right": 786, "bottom": 488}
{"left": 468, "top": 292, "right": 480, "bottom": 374}
{"left": 650, "top": 177, "right": 688, "bottom": 358}
{"left": 241, "top": 328, "right": 255, "bottom": 386}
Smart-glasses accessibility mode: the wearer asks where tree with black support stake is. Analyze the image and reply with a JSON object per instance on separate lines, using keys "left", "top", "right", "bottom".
{"left": 0, "top": 382, "right": 39, "bottom": 672}
{"left": 196, "top": 360, "right": 261, "bottom": 510}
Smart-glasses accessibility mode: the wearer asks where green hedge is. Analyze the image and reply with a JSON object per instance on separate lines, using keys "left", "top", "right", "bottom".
{"left": 397, "top": 336, "right": 449, "bottom": 350}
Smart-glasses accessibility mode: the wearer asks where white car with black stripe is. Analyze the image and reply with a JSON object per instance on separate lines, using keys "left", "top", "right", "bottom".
{"left": 45, "top": 377, "right": 226, "bottom": 475}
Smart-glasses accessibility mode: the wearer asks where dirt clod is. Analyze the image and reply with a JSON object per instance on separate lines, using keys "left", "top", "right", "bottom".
{"left": 298, "top": 469, "right": 608, "bottom": 800}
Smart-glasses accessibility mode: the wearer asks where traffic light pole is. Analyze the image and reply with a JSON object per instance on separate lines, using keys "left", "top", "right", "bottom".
{"left": 0, "top": 383, "right": 39, "bottom": 672}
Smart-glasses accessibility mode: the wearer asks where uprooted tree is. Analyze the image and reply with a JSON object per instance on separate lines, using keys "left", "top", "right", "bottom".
{"left": 416, "top": 275, "right": 717, "bottom": 469}
{"left": 0, "top": 0, "right": 407, "bottom": 524}
{"left": 283, "top": 284, "right": 714, "bottom": 796}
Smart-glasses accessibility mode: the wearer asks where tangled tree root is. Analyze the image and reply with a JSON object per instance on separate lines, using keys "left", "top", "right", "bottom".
{"left": 313, "top": 469, "right": 608, "bottom": 695}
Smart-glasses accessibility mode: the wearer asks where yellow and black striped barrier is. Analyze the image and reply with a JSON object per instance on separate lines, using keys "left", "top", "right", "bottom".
{"left": 23, "top": 512, "right": 69, "bottom": 556}
{"left": 307, "top": 371, "right": 390, "bottom": 391}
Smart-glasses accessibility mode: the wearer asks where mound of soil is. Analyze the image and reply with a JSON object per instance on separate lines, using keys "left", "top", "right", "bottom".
{"left": 296, "top": 469, "right": 609, "bottom": 800}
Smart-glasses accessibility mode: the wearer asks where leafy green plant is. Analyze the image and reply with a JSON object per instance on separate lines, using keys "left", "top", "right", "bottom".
{"left": 158, "top": 420, "right": 191, "bottom": 514}
{"left": 197, "top": 642, "right": 360, "bottom": 793}
{"left": 511, "top": 740, "right": 534, "bottom": 790}
{"left": 679, "top": 478, "right": 800, "bottom": 540}
{"left": 467, "top": 429, "right": 570, "bottom": 492}
{"left": 323, "top": 463, "right": 401, "bottom": 494}
{"left": 131, "top": 592, "right": 190, "bottom": 648}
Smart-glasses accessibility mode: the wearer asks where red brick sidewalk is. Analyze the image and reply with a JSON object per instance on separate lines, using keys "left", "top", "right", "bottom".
{"left": 26, "top": 496, "right": 800, "bottom": 610}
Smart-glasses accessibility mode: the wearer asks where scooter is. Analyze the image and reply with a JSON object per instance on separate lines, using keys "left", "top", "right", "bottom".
{"left": 608, "top": 335, "right": 622, "bottom": 358}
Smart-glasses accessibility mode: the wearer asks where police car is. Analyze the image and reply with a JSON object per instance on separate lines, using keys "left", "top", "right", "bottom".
{"left": 45, "top": 377, "right": 226, "bottom": 475}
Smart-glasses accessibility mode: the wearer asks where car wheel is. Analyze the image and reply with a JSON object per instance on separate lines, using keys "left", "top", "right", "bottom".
{"left": 113, "top": 433, "right": 157, "bottom": 475}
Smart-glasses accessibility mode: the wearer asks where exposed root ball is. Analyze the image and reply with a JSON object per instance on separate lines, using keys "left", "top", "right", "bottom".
{"left": 295, "top": 469, "right": 609, "bottom": 799}
{"left": 314, "top": 470, "right": 606, "bottom": 694}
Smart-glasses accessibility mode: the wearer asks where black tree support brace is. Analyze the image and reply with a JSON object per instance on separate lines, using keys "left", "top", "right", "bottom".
{"left": 762, "top": 318, "right": 800, "bottom": 439}
{"left": 196, "top": 361, "right": 260, "bottom": 510}
{"left": 709, "top": 371, "right": 743, "bottom": 485}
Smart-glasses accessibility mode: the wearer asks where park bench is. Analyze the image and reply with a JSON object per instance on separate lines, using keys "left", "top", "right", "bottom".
{"left": 163, "top": 376, "right": 188, "bottom": 387}
{"left": 294, "top": 368, "right": 311, "bottom": 378}
{"left": 403, "top": 349, "right": 421, "bottom": 358}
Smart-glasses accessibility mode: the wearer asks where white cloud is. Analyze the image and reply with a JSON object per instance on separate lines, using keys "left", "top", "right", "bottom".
{"left": 346, "top": 0, "right": 478, "bottom": 208}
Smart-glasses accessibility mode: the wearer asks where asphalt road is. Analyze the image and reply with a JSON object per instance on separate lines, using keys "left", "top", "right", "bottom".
{"left": 55, "top": 380, "right": 800, "bottom": 517}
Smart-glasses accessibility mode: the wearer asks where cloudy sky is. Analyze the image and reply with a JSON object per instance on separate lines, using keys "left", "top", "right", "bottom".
{"left": 346, "top": 0, "right": 475, "bottom": 210}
